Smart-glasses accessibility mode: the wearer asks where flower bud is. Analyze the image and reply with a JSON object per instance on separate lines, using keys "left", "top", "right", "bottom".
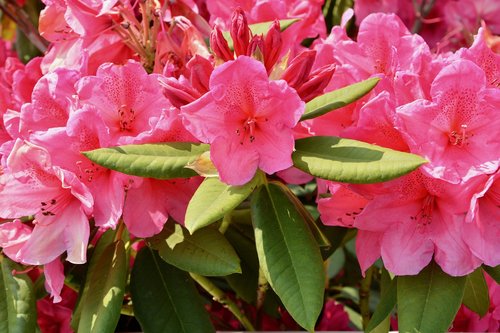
{"left": 263, "top": 20, "right": 282, "bottom": 73}
{"left": 158, "top": 76, "right": 201, "bottom": 108}
{"left": 230, "top": 8, "right": 250, "bottom": 57}
{"left": 297, "top": 64, "right": 335, "bottom": 102}
{"left": 186, "top": 55, "right": 213, "bottom": 94}
{"left": 281, "top": 50, "right": 316, "bottom": 89}
{"left": 248, "top": 35, "right": 264, "bottom": 63}
{"left": 210, "top": 25, "right": 234, "bottom": 62}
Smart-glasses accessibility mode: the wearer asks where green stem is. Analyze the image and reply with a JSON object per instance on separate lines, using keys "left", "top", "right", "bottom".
{"left": 218, "top": 214, "right": 232, "bottom": 234}
{"left": 189, "top": 273, "right": 256, "bottom": 331}
{"left": 360, "top": 266, "right": 375, "bottom": 329}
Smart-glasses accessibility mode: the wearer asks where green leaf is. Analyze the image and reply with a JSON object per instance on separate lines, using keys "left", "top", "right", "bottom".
{"left": 483, "top": 264, "right": 500, "bottom": 284}
{"left": 293, "top": 136, "right": 427, "bottom": 183}
{"left": 71, "top": 228, "right": 118, "bottom": 330}
{"left": 156, "top": 223, "right": 241, "bottom": 276}
{"left": 223, "top": 18, "right": 299, "bottom": 50}
{"left": 0, "top": 255, "right": 37, "bottom": 333}
{"left": 78, "top": 240, "right": 128, "bottom": 333}
{"left": 300, "top": 77, "right": 380, "bottom": 121}
{"left": 251, "top": 183, "right": 324, "bottom": 331}
{"left": 131, "top": 247, "right": 214, "bottom": 333}
{"left": 366, "top": 276, "right": 397, "bottom": 333}
{"left": 83, "top": 142, "right": 210, "bottom": 179}
{"left": 397, "top": 262, "right": 466, "bottom": 333}
{"left": 185, "top": 175, "right": 259, "bottom": 233}
{"left": 463, "top": 268, "right": 489, "bottom": 316}
{"left": 225, "top": 224, "right": 260, "bottom": 303}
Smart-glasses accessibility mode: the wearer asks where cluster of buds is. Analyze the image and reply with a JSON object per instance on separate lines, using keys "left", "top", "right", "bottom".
{"left": 210, "top": 9, "right": 335, "bottom": 101}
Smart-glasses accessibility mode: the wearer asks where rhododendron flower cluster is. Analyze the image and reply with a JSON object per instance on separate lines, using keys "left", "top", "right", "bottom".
{"left": 0, "top": 0, "right": 498, "bottom": 332}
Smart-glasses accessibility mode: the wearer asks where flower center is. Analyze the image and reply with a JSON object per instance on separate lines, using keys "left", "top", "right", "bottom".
{"left": 411, "top": 195, "right": 435, "bottom": 228}
{"left": 235, "top": 117, "right": 260, "bottom": 144}
{"left": 448, "top": 124, "right": 470, "bottom": 147}
{"left": 118, "top": 104, "right": 135, "bottom": 131}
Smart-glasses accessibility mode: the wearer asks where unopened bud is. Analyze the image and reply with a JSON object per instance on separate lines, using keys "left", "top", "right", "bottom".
{"left": 248, "top": 35, "right": 264, "bottom": 62}
{"left": 281, "top": 50, "right": 316, "bottom": 89}
{"left": 263, "top": 20, "right": 282, "bottom": 73}
{"left": 210, "top": 25, "right": 234, "bottom": 62}
{"left": 230, "top": 8, "right": 250, "bottom": 57}
{"left": 186, "top": 55, "right": 213, "bottom": 94}
{"left": 297, "top": 64, "right": 336, "bottom": 102}
{"left": 158, "top": 76, "right": 201, "bottom": 108}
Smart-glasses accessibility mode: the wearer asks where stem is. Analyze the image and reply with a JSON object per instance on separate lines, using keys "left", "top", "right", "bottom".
{"left": 359, "top": 266, "right": 375, "bottom": 329}
{"left": 189, "top": 273, "right": 255, "bottom": 331}
{"left": 219, "top": 214, "right": 231, "bottom": 234}
{"left": 0, "top": 0, "right": 49, "bottom": 52}
{"left": 114, "top": 220, "right": 125, "bottom": 242}
{"left": 255, "top": 268, "right": 268, "bottom": 330}
{"left": 412, "top": 0, "right": 436, "bottom": 34}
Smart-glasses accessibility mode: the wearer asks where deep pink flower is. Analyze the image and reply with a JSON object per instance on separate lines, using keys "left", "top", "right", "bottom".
{"left": 181, "top": 56, "right": 304, "bottom": 185}
{"left": 316, "top": 300, "right": 351, "bottom": 331}
{"left": 396, "top": 60, "right": 500, "bottom": 183}
{"left": 351, "top": 170, "right": 482, "bottom": 276}
{"left": 450, "top": 273, "right": 500, "bottom": 332}
{"left": 37, "top": 285, "right": 78, "bottom": 333}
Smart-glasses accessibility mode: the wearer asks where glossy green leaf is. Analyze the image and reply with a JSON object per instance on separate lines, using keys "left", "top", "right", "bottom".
{"left": 0, "top": 255, "right": 37, "bottom": 333}
{"left": 71, "top": 228, "right": 118, "bottom": 330}
{"left": 156, "top": 223, "right": 241, "bottom": 276}
{"left": 463, "top": 268, "right": 489, "bottom": 316}
{"left": 293, "top": 136, "right": 427, "bottom": 183}
{"left": 483, "top": 264, "right": 500, "bottom": 284}
{"left": 223, "top": 18, "right": 299, "bottom": 50}
{"left": 185, "top": 175, "right": 260, "bottom": 233}
{"left": 397, "top": 262, "right": 466, "bottom": 333}
{"left": 366, "top": 276, "right": 397, "bottom": 333}
{"left": 78, "top": 240, "right": 127, "bottom": 333}
{"left": 83, "top": 142, "right": 210, "bottom": 179}
{"left": 252, "top": 184, "right": 324, "bottom": 331}
{"left": 300, "top": 77, "right": 380, "bottom": 121}
{"left": 131, "top": 247, "right": 214, "bottom": 333}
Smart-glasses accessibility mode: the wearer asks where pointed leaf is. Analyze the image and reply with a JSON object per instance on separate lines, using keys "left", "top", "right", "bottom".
{"left": 397, "top": 262, "right": 466, "bottom": 333}
{"left": 483, "top": 264, "right": 500, "bottom": 284}
{"left": 78, "top": 240, "right": 127, "bottom": 333}
{"left": 0, "top": 255, "right": 37, "bottom": 333}
{"left": 301, "top": 77, "right": 380, "bottom": 121}
{"left": 156, "top": 223, "right": 241, "bottom": 276}
{"left": 131, "top": 247, "right": 214, "bottom": 333}
{"left": 83, "top": 142, "right": 210, "bottom": 179}
{"left": 463, "top": 268, "right": 489, "bottom": 316}
{"left": 366, "top": 275, "right": 397, "bottom": 333}
{"left": 71, "top": 228, "right": 118, "bottom": 330}
{"left": 251, "top": 183, "right": 324, "bottom": 331}
{"left": 185, "top": 175, "right": 259, "bottom": 233}
{"left": 223, "top": 19, "right": 299, "bottom": 50}
{"left": 293, "top": 136, "right": 427, "bottom": 183}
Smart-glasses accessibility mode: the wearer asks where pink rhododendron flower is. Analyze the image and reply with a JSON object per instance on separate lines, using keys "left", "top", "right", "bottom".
{"left": 397, "top": 60, "right": 500, "bottom": 183}
{"left": 0, "top": 139, "right": 93, "bottom": 265}
{"left": 463, "top": 171, "right": 500, "bottom": 267}
{"left": 181, "top": 56, "right": 304, "bottom": 185}
{"left": 76, "top": 60, "right": 171, "bottom": 145}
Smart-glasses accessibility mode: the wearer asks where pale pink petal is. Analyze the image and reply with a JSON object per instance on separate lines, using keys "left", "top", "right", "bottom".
{"left": 380, "top": 221, "right": 434, "bottom": 275}
{"left": 123, "top": 178, "right": 170, "bottom": 238}
{"left": 356, "top": 230, "right": 382, "bottom": 275}
{"left": 211, "top": 136, "right": 259, "bottom": 186}
{"left": 318, "top": 183, "right": 369, "bottom": 228}
{"left": 0, "top": 219, "right": 31, "bottom": 260}
{"left": 44, "top": 258, "right": 65, "bottom": 303}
